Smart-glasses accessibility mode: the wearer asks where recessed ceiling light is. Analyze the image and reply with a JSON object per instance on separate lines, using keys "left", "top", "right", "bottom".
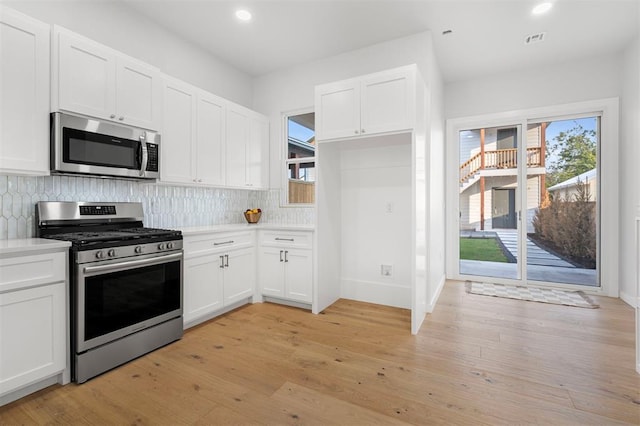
{"left": 235, "top": 9, "right": 252, "bottom": 22}
{"left": 532, "top": 2, "right": 553, "bottom": 15}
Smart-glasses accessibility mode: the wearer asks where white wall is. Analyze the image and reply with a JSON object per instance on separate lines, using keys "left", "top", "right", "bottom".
{"left": 340, "top": 138, "right": 412, "bottom": 308}
{"left": 426, "top": 49, "right": 446, "bottom": 311}
{"left": 445, "top": 52, "right": 623, "bottom": 119}
{"left": 619, "top": 34, "right": 640, "bottom": 307}
{"left": 447, "top": 37, "right": 636, "bottom": 305}
{"left": 4, "top": 1, "right": 253, "bottom": 107}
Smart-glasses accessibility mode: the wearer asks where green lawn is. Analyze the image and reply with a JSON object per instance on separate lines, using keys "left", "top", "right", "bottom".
{"left": 460, "top": 237, "right": 509, "bottom": 262}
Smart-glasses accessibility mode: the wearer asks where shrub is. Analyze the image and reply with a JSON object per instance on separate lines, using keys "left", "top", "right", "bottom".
{"left": 532, "top": 180, "right": 596, "bottom": 266}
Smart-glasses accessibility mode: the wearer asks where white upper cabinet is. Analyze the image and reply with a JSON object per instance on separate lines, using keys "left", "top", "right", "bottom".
{"left": 53, "top": 26, "right": 161, "bottom": 130}
{"left": 161, "top": 76, "right": 227, "bottom": 186}
{"left": 196, "top": 92, "right": 226, "bottom": 186}
{"left": 161, "top": 77, "right": 197, "bottom": 184}
{"left": 161, "top": 74, "right": 265, "bottom": 189}
{"left": 247, "top": 112, "right": 269, "bottom": 188}
{"left": 0, "top": 7, "right": 50, "bottom": 175}
{"left": 315, "top": 79, "right": 360, "bottom": 140}
{"left": 225, "top": 103, "right": 269, "bottom": 189}
{"left": 360, "top": 67, "right": 415, "bottom": 136}
{"left": 315, "top": 65, "right": 417, "bottom": 141}
{"left": 225, "top": 104, "right": 248, "bottom": 188}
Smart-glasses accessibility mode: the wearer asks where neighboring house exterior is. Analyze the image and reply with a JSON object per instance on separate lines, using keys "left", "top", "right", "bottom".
{"left": 547, "top": 168, "right": 597, "bottom": 202}
{"left": 459, "top": 124, "right": 547, "bottom": 233}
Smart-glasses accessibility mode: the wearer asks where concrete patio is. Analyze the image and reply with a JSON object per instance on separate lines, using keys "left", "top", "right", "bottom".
{"left": 459, "top": 230, "right": 598, "bottom": 286}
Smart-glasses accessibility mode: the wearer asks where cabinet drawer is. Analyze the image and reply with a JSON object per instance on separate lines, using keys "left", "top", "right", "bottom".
{"left": 184, "top": 231, "right": 254, "bottom": 256}
{"left": 0, "top": 252, "right": 66, "bottom": 293}
{"left": 260, "top": 231, "right": 312, "bottom": 249}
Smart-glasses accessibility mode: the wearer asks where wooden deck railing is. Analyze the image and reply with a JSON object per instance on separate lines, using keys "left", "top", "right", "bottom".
{"left": 460, "top": 147, "right": 542, "bottom": 183}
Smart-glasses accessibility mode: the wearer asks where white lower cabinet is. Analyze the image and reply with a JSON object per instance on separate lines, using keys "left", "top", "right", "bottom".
{"left": 259, "top": 231, "right": 313, "bottom": 304}
{"left": 183, "top": 232, "right": 255, "bottom": 328}
{"left": 184, "top": 253, "right": 224, "bottom": 322}
{"left": 222, "top": 247, "right": 255, "bottom": 305}
{"left": 0, "top": 247, "right": 68, "bottom": 405}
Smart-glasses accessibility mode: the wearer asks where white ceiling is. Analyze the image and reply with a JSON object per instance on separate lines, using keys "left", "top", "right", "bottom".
{"left": 121, "top": 0, "right": 639, "bottom": 82}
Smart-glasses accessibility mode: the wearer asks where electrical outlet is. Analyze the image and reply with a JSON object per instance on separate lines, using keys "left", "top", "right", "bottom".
{"left": 381, "top": 264, "right": 393, "bottom": 277}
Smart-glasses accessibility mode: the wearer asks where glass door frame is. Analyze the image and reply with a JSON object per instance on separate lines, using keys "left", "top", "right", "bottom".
{"left": 445, "top": 98, "right": 619, "bottom": 297}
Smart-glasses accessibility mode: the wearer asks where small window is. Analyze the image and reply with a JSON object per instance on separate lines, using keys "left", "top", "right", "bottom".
{"left": 285, "top": 112, "right": 315, "bottom": 205}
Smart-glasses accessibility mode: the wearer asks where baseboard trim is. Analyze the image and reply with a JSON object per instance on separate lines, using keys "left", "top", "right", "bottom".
{"left": 427, "top": 274, "right": 447, "bottom": 313}
{"left": 619, "top": 290, "right": 637, "bottom": 308}
{"left": 341, "top": 278, "right": 410, "bottom": 309}
{"left": 0, "top": 373, "right": 62, "bottom": 407}
{"left": 263, "top": 296, "right": 312, "bottom": 311}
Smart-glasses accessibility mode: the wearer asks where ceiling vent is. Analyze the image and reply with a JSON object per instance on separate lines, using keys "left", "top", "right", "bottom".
{"left": 524, "top": 32, "right": 546, "bottom": 45}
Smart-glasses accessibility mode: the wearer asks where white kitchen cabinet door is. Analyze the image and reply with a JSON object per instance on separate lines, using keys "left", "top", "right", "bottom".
{"left": 284, "top": 249, "right": 313, "bottom": 303}
{"left": 259, "top": 247, "right": 286, "bottom": 298}
{"left": 183, "top": 253, "right": 224, "bottom": 324}
{"left": 196, "top": 92, "right": 226, "bottom": 186}
{"left": 0, "top": 282, "right": 66, "bottom": 396}
{"left": 115, "top": 56, "right": 161, "bottom": 130}
{"left": 225, "top": 105, "right": 248, "bottom": 188}
{"left": 0, "top": 7, "right": 50, "bottom": 175}
{"left": 55, "top": 26, "right": 160, "bottom": 130}
{"left": 161, "top": 78, "right": 197, "bottom": 184}
{"left": 223, "top": 247, "right": 255, "bottom": 306}
{"left": 57, "top": 28, "right": 116, "bottom": 120}
{"left": 246, "top": 113, "right": 269, "bottom": 189}
{"left": 360, "top": 68, "right": 415, "bottom": 136}
{"left": 315, "top": 79, "right": 360, "bottom": 140}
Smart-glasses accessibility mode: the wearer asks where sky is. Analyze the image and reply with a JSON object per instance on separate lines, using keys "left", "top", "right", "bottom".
{"left": 545, "top": 116, "right": 597, "bottom": 145}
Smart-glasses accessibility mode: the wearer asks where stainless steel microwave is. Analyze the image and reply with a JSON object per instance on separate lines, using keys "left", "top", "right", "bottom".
{"left": 51, "top": 112, "right": 160, "bottom": 179}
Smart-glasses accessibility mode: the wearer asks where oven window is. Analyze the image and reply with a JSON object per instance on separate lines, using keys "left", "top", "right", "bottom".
{"left": 64, "top": 128, "right": 139, "bottom": 170}
{"left": 84, "top": 260, "right": 181, "bottom": 341}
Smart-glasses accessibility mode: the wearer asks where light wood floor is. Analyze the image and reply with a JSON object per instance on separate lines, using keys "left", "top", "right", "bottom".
{"left": 1, "top": 281, "right": 639, "bottom": 425}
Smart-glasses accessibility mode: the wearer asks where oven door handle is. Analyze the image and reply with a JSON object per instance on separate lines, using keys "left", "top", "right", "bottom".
{"left": 82, "top": 252, "right": 183, "bottom": 276}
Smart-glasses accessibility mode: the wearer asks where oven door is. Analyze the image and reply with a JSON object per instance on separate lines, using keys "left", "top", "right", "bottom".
{"left": 75, "top": 251, "right": 183, "bottom": 353}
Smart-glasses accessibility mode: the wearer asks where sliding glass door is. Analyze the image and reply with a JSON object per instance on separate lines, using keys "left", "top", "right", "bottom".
{"left": 455, "top": 116, "right": 600, "bottom": 288}
{"left": 458, "top": 125, "right": 522, "bottom": 281}
{"left": 526, "top": 117, "right": 599, "bottom": 286}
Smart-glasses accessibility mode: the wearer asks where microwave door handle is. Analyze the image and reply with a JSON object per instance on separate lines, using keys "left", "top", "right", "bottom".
{"left": 139, "top": 135, "right": 148, "bottom": 177}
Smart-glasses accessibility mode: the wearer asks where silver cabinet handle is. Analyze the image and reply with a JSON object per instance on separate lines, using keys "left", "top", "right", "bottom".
{"left": 214, "top": 240, "right": 234, "bottom": 246}
{"left": 275, "top": 238, "right": 294, "bottom": 242}
{"left": 224, "top": 254, "right": 229, "bottom": 267}
{"left": 279, "top": 250, "right": 283, "bottom": 262}
{"left": 219, "top": 255, "right": 224, "bottom": 269}
{"left": 284, "top": 250, "right": 288, "bottom": 263}
{"left": 354, "top": 130, "right": 359, "bottom": 134}
{"left": 361, "top": 129, "right": 365, "bottom": 133}
{"left": 119, "top": 116, "right": 124, "bottom": 121}
{"left": 110, "top": 114, "right": 116, "bottom": 119}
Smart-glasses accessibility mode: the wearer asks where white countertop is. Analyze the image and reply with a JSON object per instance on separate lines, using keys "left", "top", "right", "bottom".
{"left": 0, "top": 238, "right": 71, "bottom": 256}
{"left": 179, "top": 223, "right": 315, "bottom": 236}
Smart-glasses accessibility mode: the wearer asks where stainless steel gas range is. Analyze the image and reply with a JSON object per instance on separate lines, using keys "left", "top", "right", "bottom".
{"left": 36, "top": 201, "right": 183, "bottom": 383}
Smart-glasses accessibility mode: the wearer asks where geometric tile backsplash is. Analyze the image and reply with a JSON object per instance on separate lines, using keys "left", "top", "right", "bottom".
{"left": 0, "top": 174, "right": 314, "bottom": 240}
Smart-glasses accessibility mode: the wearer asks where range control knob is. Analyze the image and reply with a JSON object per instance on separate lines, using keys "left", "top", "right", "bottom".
{"left": 167, "top": 242, "right": 174, "bottom": 249}
{"left": 95, "top": 251, "right": 104, "bottom": 259}
{"left": 157, "top": 243, "right": 165, "bottom": 250}
{"left": 107, "top": 249, "right": 116, "bottom": 257}
{"left": 134, "top": 246, "right": 143, "bottom": 254}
